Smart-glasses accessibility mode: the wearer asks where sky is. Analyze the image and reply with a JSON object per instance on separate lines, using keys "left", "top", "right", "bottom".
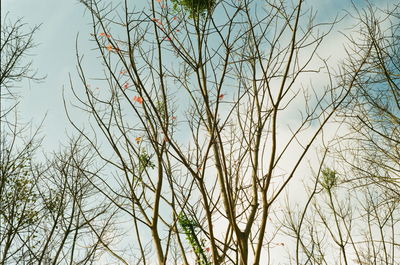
{"left": 1, "top": 0, "right": 397, "bottom": 263}
{"left": 1, "top": 0, "right": 392, "bottom": 152}
{"left": 2, "top": 0, "right": 92, "bottom": 150}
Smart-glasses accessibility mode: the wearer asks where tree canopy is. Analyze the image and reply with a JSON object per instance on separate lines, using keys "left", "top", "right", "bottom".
{"left": 1, "top": 1, "right": 399, "bottom": 264}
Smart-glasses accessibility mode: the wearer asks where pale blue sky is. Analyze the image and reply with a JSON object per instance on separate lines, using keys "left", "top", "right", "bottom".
{"left": 1, "top": 0, "right": 393, "bottom": 152}
{"left": 1, "top": 1, "right": 396, "bottom": 264}
{"left": 2, "top": 0, "right": 92, "bottom": 150}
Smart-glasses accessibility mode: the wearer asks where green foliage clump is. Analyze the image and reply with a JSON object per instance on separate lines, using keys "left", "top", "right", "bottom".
{"left": 178, "top": 213, "right": 210, "bottom": 265}
{"left": 171, "top": 0, "right": 215, "bottom": 18}
{"left": 43, "top": 189, "right": 64, "bottom": 215}
{"left": 138, "top": 149, "right": 155, "bottom": 174}
{"left": 321, "top": 168, "right": 338, "bottom": 190}
{"left": 0, "top": 156, "right": 39, "bottom": 226}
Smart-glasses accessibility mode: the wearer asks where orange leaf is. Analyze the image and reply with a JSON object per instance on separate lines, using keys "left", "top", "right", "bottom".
{"left": 107, "top": 44, "right": 113, "bottom": 51}
{"left": 99, "top": 32, "right": 111, "bottom": 38}
{"left": 133, "top": 96, "right": 143, "bottom": 104}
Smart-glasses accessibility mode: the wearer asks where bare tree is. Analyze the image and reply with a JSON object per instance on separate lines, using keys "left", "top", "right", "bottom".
{"left": 1, "top": 15, "right": 43, "bottom": 264}
{"left": 4, "top": 1, "right": 397, "bottom": 265}
{"left": 65, "top": 0, "right": 376, "bottom": 264}
{"left": 281, "top": 3, "right": 400, "bottom": 265}
{"left": 0, "top": 16, "right": 105, "bottom": 265}
{"left": 0, "top": 14, "right": 43, "bottom": 104}
{"left": 338, "top": 2, "right": 400, "bottom": 197}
